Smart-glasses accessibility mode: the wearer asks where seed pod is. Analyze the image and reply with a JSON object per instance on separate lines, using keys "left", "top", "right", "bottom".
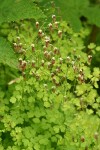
{"left": 56, "top": 68, "right": 60, "bottom": 73}
{"left": 32, "top": 60, "right": 35, "bottom": 67}
{"left": 73, "top": 48, "right": 76, "bottom": 53}
{"left": 52, "top": 77, "right": 56, "bottom": 83}
{"left": 88, "top": 55, "right": 92, "bottom": 63}
{"left": 45, "top": 36, "right": 50, "bottom": 47}
{"left": 72, "top": 61, "right": 75, "bottom": 66}
{"left": 66, "top": 56, "right": 70, "bottom": 62}
{"left": 38, "top": 29, "right": 42, "bottom": 37}
{"left": 42, "top": 32, "right": 45, "bottom": 38}
{"left": 63, "top": 95, "right": 67, "bottom": 100}
{"left": 94, "top": 132, "right": 99, "bottom": 140}
{"left": 18, "top": 58, "right": 22, "bottom": 65}
{"left": 79, "top": 69, "right": 84, "bottom": 76}
{"left": 51, "top": 57, "right": 55, "bottom": 64}
{"left": 54, "top": 47, "right": 58, "bottom": 54}
{"left": 78, "top": 74, "right": 84, "bottom": 83}
{"left": 32, "top": 71, "right": 35, "bottom": 76}
{"left": 48, "top": 62, "right": 52, "bottom": 69}
{"left": 48, "top": 23, "right": 53, "bottom": 31}
{"left": 58, "top": 30, "right": 62, "bottom": 38}
{"left": 45, "top": 39, "right": 50, "bottom": 47}
{"left": 77, "top": 55, "right": 81, "bottom": 61}
{"left": 52, "top": 15, "right": 56, "bottom": 22}
{"left": 36, "top": 21, "right": 39, "bottom": 28}
{"left": 22, "top": 61, "right": 27, "bottom": 71}
{"left": 51, "top": 72, "right": 55, "bottom": 78}
{"left": 44, "top": 84, "right": 47, "bottom": 88}
{"left": 47, "top": 53, "right": 51, "bottom": 60}
{"left": 43, "top": 46, "right": 46, "bottom": 51}
{"left": 36, "top": 74, "right": 40, "bottom": 80}
{"left": 49, "top": 51, "right": 53, "bottom": 56}
{"left": 44, "top": 51, "right": 48, "bottom": 58}
{"left": 54, "top": 47, "right": 60, "bottom": 55}
{"left": 21, "top": 61, "right": 25, "bottom": 68}
{"left": 19, "top": 43, "right": 22, "bottom": 49}
{"left": 51, "top": 86, "right": 56, "bottom": 92}
{"left": 31, "top": 44, "right": 35, "bottom": 52}
{"left": 73, "top": 65, "right": 78, "bottom": 73}
{"left": 54, "top": 21, "right": 59, "bottom": 28}
{"left": 81, "top": 136, "right": 85, "bottom": 142}
{"left": 18, "top": 49, "right": 26, "bottom": 55}
{"left": 56, "top": 66, "right": 61, "bottom": 73}
{"left": 16, "top": 36, "right": 20, "bottom": 42}
{"left": 51, "top": 1, "right": 55, "bottom": 7}
{"left": 13, "top": 43, "right": 18, "bottom": 51}
{"left": 59, "top": 57, "right": 63, "bottom": 64}
{"left": 41, "top": 60, "right": 45, "bottom": 66}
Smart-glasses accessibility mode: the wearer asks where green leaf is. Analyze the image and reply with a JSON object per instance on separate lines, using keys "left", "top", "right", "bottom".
{"left": 34, "top": 143, "right": 40, "bottom": 150}
{"left": 22, "top": 139, "right": 30, "bottom": 147}
{"left": 0, "top": 37, "right": 18, "bottom": 68}
{"left": 86, "top": 109, "right": 93, "bottom": 115}
{"left": 96, "top": 46, "right": 100, "bottom": 51}
{"left": 39, "top": 138, "right": 49, "bottom": 145}
{"left": 44, "top": 101, "right": 51, "bottom": 108}
{"left": 93, "top": 67, "right": 100, "bottom": 78}
{"left": 33, "top": 118, "right": 40, "bottom": 123}
{"left": 10, "top": 97, "right": 16, "bottom": 103}
{"left": 88, "top": 43, "right": 96, "bottom": 49}
{"left": 0, "top": 0, "right": 45, "bottom": 24}
{"left": 53, "top": 126, "right": 60, "bottom": 133}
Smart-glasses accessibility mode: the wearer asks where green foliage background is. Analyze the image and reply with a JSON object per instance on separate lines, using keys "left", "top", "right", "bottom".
{"left": 0, "top": 0, "right": 100, "bottom": 150}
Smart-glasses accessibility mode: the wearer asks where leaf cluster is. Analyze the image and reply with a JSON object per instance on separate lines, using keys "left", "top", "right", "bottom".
{"left": 0, "top": 17, "right": 100, "bottom": 149}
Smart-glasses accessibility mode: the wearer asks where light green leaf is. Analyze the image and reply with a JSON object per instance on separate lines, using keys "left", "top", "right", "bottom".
{"left": 96, "top": 46, "right": 100, "bottom": 51}
{"left": 88, "top": 43, "right": 96, "bottom": 49}
{"left": 10, "top": 97, "right": 16, "bottom": 103}
{"left": 93, "top": 67, "right": 100, "bottom": 78}
{"left": 44, "top": 101, "right": 51, "bottom": 108}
